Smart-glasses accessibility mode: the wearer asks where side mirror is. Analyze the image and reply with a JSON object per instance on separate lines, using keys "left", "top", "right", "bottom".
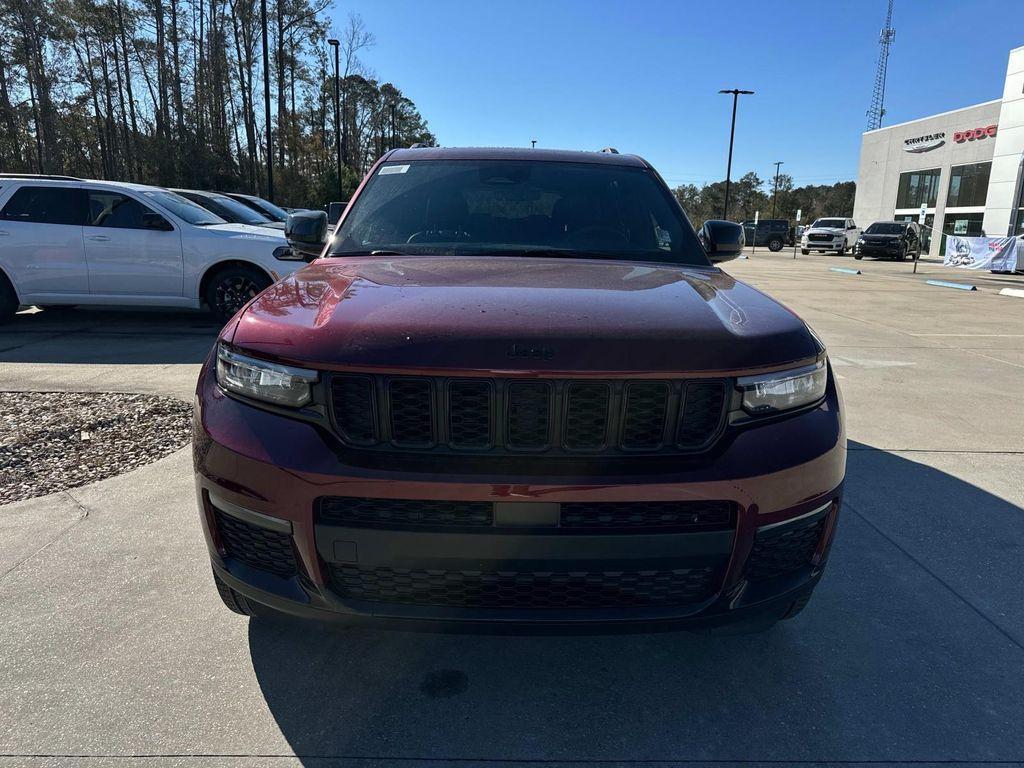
{"left": 142, "top": 212, "right": 173, "bottom": 231}
{"left": 286, "top": 210, "right": 329, "bottom": 258}
{"left": 327, "top": 201, "right": 347, "bottom": 225}
{"left": 698, "top": 220, "right": 745, "bottom": 263}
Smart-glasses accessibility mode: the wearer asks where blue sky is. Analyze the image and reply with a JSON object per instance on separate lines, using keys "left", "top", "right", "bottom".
{"left": 329, "top": 0, "right": 1022, "bottom": 188}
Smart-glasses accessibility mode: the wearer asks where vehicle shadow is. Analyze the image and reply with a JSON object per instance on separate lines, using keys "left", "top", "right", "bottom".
{"left": 1, "top": 306, "right": 220, "bottom": 365}
{"left": 246, "top": 442, "right": 1024, "bottom": 764}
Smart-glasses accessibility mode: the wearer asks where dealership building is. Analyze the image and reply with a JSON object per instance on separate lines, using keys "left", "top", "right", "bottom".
{"left": 853, "top": 45, "right": 1024, "bottom": 256}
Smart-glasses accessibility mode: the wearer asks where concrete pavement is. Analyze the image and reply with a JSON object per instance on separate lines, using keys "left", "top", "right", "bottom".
{"left": 2, "top": 252, "right": 1023, "bottom": 766}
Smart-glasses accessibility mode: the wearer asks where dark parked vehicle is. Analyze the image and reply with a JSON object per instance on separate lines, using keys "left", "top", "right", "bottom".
{"left": 854, "top": 221, "right": 921, "bottom": 261}
{"left": 741, "top": 219, "right": 792, "bottom": 251}
{"left": 223, "top": 192, "right": 291, "bottom": 224}
{"left": 195, "top": 147, "right": 845, "bottom": 633}
{"left": 171, "top": 188, "right": 285, "bottom": 230}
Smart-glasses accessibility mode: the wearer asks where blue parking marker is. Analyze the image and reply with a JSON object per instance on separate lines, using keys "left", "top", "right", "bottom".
{"left": 925, "top": 279, "right": 977, "bottom": 291}
{"left": 829, "top": 267, "right": 862, "bottom": 275}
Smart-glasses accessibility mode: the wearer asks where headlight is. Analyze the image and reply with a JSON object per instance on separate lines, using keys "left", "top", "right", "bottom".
{"left": 273, "top": 245, "right": 305, "bottom": 261}
{"left": 216, "top": 344, "right": 318, "bottom": 407}
{"left": 737, "top": 361, "right": 827, "bottom": 414}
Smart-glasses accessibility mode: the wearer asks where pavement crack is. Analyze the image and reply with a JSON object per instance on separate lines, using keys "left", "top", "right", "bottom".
{"left": 0, "top": 490, "right": 90, "bottom": 584}
{"left": 844, "top": 499, "right": 1024, "bottom": 654}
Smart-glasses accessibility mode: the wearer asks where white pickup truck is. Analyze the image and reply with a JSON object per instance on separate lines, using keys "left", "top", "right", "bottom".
{"left": 800, "top": 217, "right": 862, "bottom": 256}
{"left": 0, "top": 176, "right": 307, "bottom": 322}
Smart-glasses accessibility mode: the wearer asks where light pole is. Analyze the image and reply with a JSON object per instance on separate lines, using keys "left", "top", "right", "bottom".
{"left": 260, "top": 0, "right": 274, "bottom": 201}
{"left": 327, "top": 38, "right": 342, "bottom": 204}
{"left": 771, "top": 160, "right": 784, "bottom": 218}
{"left": 531, "top": 139, "right": 537, "bottom": 148}
{"left": 718, "top": 88, "right": 754, "bottom": 220}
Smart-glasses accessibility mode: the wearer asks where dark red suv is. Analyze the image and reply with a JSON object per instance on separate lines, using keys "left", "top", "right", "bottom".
{"left": 194, "top": 147, "right": 845, "bottom": 632}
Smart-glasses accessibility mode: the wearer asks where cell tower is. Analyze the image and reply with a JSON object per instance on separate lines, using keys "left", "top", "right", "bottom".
{"left": 866, "top": 0, "right": 896, "bottom": 131}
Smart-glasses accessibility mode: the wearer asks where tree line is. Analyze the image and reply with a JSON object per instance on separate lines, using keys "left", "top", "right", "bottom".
{"left": 674, "top": 172, "right": 856, "bottom": 226}
{"left": 0, "top": 1, "right": 436, "bottom": 208}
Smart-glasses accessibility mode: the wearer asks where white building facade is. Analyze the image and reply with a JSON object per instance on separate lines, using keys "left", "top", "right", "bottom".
{"left": 853, "top": 45, "right": 1024, "bottom": 256}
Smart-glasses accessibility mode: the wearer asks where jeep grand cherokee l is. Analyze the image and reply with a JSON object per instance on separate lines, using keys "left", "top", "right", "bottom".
{"left": 194, "top": 147, "right": 846, "bottom": 632}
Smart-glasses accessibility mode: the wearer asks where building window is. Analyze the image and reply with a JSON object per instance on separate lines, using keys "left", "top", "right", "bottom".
{"left": 942, "top": 212, "right": 985, "bottom": 239}
{"left": 896, "top": 168, "right": 941, "bottom": 209}
{"left": 946, "top": 162, "right": 991, "bottom": 208}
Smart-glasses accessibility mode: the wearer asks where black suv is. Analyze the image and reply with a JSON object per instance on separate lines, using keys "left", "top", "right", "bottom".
{"left": 741, "top": 219, "right": 792, "bottom": 251}
{"left": 854, "top": 221, "right": 921, "bottom": 261}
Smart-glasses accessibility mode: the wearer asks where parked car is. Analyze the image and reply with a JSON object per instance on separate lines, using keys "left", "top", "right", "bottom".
{"left": 741, "top": 218, "right": 792, "bottom": 251}
{"left": 800, "top": 217, "right": 861, "bottom": 255}
{"left": 223, "top": 192, "right": 291, "bottom": 224}
{"left": 172, "top": 188, "right": 285, "bottom": 230}
{"left": 854, "top": 221, "right": 922, "bottom": 261}
{"left": 195, "top": 146, "right": 845, "bottom": 633}
{"left": 0, "top": 176, "right": 306, "bottom": 322}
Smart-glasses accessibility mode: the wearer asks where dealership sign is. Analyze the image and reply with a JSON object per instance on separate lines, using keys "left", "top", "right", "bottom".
{"left": 953, "top": 124, "right": 997, "bottom": 143}
{"left": 903, "top": 132, "right": 945, "bottom": 153}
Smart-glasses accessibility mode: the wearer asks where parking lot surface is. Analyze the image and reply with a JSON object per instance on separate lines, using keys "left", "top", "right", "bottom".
{"left": 2, "top": 251, "right": 1024, "bottom": 767}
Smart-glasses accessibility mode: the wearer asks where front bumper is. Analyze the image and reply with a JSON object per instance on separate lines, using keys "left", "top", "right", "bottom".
{"left": 855, "top": 243, "right": 904, "bottom": 257}
{"left": 194, "top": 361, "right": 846, "bottom": 630}
{"left": 802, "top": 239, "right": 844, "bottom": 251}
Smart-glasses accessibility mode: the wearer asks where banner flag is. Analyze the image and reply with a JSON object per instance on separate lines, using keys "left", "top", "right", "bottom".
{"left": 944, "top": 236, "right": 1019, "bottom": 271}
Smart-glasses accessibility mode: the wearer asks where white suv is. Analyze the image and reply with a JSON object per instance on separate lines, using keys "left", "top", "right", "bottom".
{"left": 800, "top": 217, "right": 861, "bottom": 256}
{"left": 0, "top": 176, "right": 306, "bottom": 322}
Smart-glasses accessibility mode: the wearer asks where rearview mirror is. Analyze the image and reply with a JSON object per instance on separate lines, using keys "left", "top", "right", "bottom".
{"left": 286, "top": 210, "right": 329, "bottom": 258}
{"left": 698, "top": 220, "right": 745, "bottom": 263}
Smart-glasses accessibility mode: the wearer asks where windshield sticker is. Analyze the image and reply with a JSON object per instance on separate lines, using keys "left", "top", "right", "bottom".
{"left": 378, "top": 164, "right": 410, "bottom": 175}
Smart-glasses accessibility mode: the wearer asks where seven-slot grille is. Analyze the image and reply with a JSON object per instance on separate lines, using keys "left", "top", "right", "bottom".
{"left": 808, "top": 233, "right": 834, "bottom": 242}
{"left": 330, "top": 375, "right": 727, "bottom": 455}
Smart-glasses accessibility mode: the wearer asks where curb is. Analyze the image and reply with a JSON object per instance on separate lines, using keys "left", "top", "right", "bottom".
{"left": 926, "top": 279, "right": 977, "bottom": 291}
{"left": 999, "top": 287, "right": 1024, "bottom": 299}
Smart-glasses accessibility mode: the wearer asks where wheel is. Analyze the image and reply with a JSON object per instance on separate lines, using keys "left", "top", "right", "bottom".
{"left": 768, "top": 237, "right": 783, "bottom": 252}
{"left": 0, "top": 273, "right": 17, "bottom": 324}
{"left": 896, "top": 250, "right": 907, "bottom": 262}
{"left": 213, "top": 570, "right": 258, "bottom": 615}
{"left": 854, "top": 253, "right": 863, "bottom": 260}
{"left": 801, "top": 249, "right": 809, "bottom": 255}
{"left": 205, "top": 264, "right": 272, "bottom": 322}
{"left": 836, "top": 241, "right": 847, "bottom": 255}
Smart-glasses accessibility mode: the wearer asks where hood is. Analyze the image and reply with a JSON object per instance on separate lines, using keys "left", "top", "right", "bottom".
{"left": 804, "top": 227, "right": 843, "bottom": 235}
{"left": 230, "top": 256, "right": 820, "bottom": 374}
{"left": 861, "top": 232, "right": 903, "bottom": 240}
{"left": 204, "top": 222, "right": 286, "bottom": 241}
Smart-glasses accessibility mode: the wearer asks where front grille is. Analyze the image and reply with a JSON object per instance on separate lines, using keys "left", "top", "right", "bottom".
{"left": 330, "top": 375, "right": 728, "bottom": 457}
{"left": 745, "top": 512, "right": 828, "bottom": 581}
{"left": 329, "top": 564, "right": 719, "bottom": 608}
{"left": 318, "top": 497, "right": 493, "bottom": 529}
{"left": 560, "top": 500, "right": 734, "bottom": 531}
{"left": 214, "top": 509, "right": 297, "bottom": 577}
{"left": 808, "top": 233, "right": 834, "bottom": 242}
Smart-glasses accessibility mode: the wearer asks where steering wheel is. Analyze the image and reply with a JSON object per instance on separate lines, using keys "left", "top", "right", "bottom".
{"left": 566, "top": 225, "right": 628, "bottom": 244}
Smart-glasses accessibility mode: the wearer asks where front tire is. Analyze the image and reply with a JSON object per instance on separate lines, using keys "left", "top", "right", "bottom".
{"left": 854, "top": 253, "right": 863, "bottom": 260}
{"left": 837, "top": 241, "right": 847, "bottom": 255}
{"left": 205, "top": 265, "right": 272, "bottom": 323}
{"left": 801, "top": 248, "right": 809, "bottom": 255}
{"left": 768, "top": 237, "right": 783, "bottom": 252}
{"left": 0, "top": 274, "right": 17, "bottom": 324}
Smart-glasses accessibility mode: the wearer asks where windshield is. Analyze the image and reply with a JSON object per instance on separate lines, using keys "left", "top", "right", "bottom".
{"left": 242, "top": 196, "right": 290, "bottom": 222}
{"left": 198, "top": 193, "right": 273, "bottom": 226}
{"left": 329, "top": 159, "right": 708, "bottom": 265}
{"left": 812, "top": 218, "right": 845, "bottom": 229}
{"left": 865, "top": 222, "right": 907, "bottom": 235}
{"left": 142, "top": 190, "right": 225, "bottom": 225}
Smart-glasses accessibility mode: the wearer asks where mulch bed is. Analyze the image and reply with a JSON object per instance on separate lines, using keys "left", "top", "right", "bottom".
{"left": 0, "top": 392, "right": 192, "bottom": 504}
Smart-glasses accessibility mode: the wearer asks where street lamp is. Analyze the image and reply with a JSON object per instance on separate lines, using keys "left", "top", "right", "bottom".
{"left": 718, "top": 88, "right": 754, "bottom": 220}
{"left": 771, "top": 160, "right": 784, "bottom": 218}
{"left": 327, "top": 38, "right": 342, "bottom": 205}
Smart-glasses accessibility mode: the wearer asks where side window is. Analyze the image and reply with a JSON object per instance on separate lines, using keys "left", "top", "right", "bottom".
{"left": 87, "top": 191, "right": 160, "bottom": 229}
{"left": 0, "top": 186, "right": 85, "bottom": 225}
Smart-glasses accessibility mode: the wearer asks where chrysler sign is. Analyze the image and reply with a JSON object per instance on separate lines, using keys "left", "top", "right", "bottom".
{"left": 903, "top": 132, "right": 946, "bottom": 153}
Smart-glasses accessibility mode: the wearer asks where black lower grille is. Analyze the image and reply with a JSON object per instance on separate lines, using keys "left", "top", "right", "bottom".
{"left": 214, "top": 509, "right": 297, "bottom": 577}
{"left": 560, "top": 500, "right": 734, "bottom": 531}
{"left": 317, "top": 497, "right": 493, "bottom": 529}
{"left": 745, "top": 512, "right": 828, "bottom": 581}
{"left": 329, "top": 565, "right": 719, "bottom": 608}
